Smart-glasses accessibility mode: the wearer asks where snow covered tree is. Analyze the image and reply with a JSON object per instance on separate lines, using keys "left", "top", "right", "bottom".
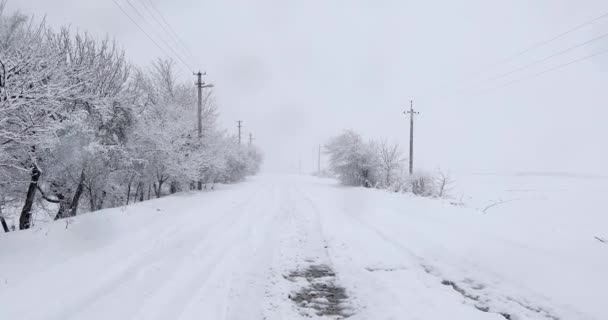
{"left": 34, "top": 30, "right": 132, "bottom": 220}
{"left": 0, "top": 5, "right": 263, "bottom": 230}
{"left": 0, "top": 8, "right": 94, "bottom": 229}
{"left": 325, "top": 130, "right": 379, "bottom": 187}
{"left": 127, "top": 59, "right": 202, "bottom": 196}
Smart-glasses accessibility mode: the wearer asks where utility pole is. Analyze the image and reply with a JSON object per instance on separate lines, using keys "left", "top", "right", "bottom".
{"left": 194, "top": 71, "right": 213, "bottom": 190}
{"left": 237, "top": 120, "right": 243, "bottom": 144}
{"left": 194, "top": 71, "right": 213, "bottom": 138}
{"left": 404, "top": 100, "right": 419, "bottom": 175}
{"left": 248, "top": 132, "right": 254, "bottom": 146}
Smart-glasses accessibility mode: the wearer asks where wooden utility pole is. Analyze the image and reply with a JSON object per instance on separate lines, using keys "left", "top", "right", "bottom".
{"left": 249, "top": 132, "right": 254, "bottom": 146}
{"left": 194, "top": 71, "right": 213, "bottom": 190}
{"left": 195, "top": 72, "right": 203, "bottom": 137}
{"left": 237, "top": 120, "right": 243, "bottom": 144}
{"left": 405, "top": 100, "right": 419, "bottom": 175}
{"left": 194, "top": 71, "right": 213, "bottom": 138}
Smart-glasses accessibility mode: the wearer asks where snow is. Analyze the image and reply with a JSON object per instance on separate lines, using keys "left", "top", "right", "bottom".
{"left": 1, "top": 174, "right": 606, "bottom": 319}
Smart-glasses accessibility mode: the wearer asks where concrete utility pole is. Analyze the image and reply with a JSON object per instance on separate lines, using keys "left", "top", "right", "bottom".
{"left": 405, "top": 100, "right": 419, "bottom": 175}
{"left": 194, "top": 71, "right": 213, "bottom": 138}
{"left": 237, "top": 120, "right": 243, "bottom": 144}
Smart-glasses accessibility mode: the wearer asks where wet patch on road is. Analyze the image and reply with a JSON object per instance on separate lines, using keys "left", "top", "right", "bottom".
{"left": 285, "top": 264, "right": 353, "bottom": 318}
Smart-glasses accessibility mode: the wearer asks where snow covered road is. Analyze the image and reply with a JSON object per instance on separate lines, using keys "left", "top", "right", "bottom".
{"left": 1, "top": 175, "right": 606, "bottom": 319}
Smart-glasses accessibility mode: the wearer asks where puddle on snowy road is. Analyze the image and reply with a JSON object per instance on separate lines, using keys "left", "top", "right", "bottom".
{"left": 285, "top": 264, "right": 353, "bottom": 318}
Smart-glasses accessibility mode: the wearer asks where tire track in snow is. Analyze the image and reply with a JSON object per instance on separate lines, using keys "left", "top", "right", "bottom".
{"left": 278, "top": 183, "right": 356, "bottom": 318}
{"left": 219, "top": 183, "right": 285, "bottom": 319}
{"left": 301, "top": 186, "right": 586, "bottom": 320}
{"left": 131, "top": 182, "right": 281, "bottom": 320}
{"left": 298, "top": 187, "right": 511, "bottom": 319}
{"left": 44, "top": 186, "right": 268, "bottom": 320}
{"left": 349, "top": 212, "right": 573, "bottom": 320}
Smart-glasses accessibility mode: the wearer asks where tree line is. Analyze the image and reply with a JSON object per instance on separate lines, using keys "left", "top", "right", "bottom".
{"left": 0, "top": 5, "right": 262, "bottom": 232}
{"left": 324, "top": 130, "right": 452, "bottom": 197}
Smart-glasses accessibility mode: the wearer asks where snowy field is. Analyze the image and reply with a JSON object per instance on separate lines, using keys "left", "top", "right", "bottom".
{"left": 1, "top": 174, "right": 607, "bottom": 320}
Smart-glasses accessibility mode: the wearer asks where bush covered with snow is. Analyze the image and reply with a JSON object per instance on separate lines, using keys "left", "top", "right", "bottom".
{"left": 325, "top": 130, "right": 380, "bottom": 187}
{"left": 324, "top": 130, "right": 452, "bottom": 198}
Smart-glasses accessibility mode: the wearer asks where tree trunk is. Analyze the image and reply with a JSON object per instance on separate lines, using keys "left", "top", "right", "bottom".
{"left": 96, "top": 191, "right": 106, "bottom": 211}
{"left": 68, "top": 170, "right": 86, "bottom": 217}
{"left": 19, "top": 164, "right": 41, "bottom": 230}
{"left": 126, "top": 181, "right": 132, "bottom": 205}
{"left": 88, "top": 188, "right": 96, "bottom": 213}
{"left": 139, "top": 182, "right": 144, "bottom": 202}
{"left": 155, "top": 179, "right": 164, "bottom": 198}
{"left": 133, "top": 181, "right": 141, "bottom": 203}
{"left": 1, "top": 216, "right": 9, "bottom": 233}
{"left": 54, "top": 193, "right": 70, "bottom": 220}
{"left": 361, "top": 169, "right": 371, "bottom": 188}
{"left": 147, "top": 184, "right": 151, "bottom": 200}
{"left": 158, "top": 181, "right": 163, "bottom": 198}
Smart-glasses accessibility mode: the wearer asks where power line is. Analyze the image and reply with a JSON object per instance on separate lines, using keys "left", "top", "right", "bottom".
{"left": 111, "top": 0, "right": 186, "bottom": 71}
{"left": 135, "top": 0, "right": 197, "bottom": 64}
{"left": 122, "top": 0, "right": 194, "bottom": 72}
{"left": 473, "top": 46, "right": 608, "bottom": 96}
{"left": 124, "top": 0, "right": 194, "bottom": 71}
{"left": 482, "top": 11, "right": 608, "bottom": 70}
{"left": 434, "top": 30, "right": 608, "bottom": 100}
{"left": 482, "top": 30, "right": 608, "bottom": 84}
{"left": 427, "top": 29, "right": 608, "bottom": 103}
{"left": 134, "top": 0, "right": 182, "bottom": 51}
{"left": 143, "top": 0, "right": 198, "bottom": 64}
{"left": 421, "top": 9, "right": 608, "bottom": 102}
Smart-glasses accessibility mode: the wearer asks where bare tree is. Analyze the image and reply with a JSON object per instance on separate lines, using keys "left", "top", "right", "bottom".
{"left": 434, "top": 170, "right": 454, "bottom": 197}
{"left": 377, "top": 140, "right": 404, "bottom": 187}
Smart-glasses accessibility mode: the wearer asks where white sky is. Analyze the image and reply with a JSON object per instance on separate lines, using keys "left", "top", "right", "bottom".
{"left": 8, "top": 0, "right": 608, "bottom": 175}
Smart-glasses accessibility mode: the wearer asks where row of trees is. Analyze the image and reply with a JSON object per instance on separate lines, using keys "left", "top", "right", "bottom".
{"left": 0, "top": 5, "right": 262, "bottom": 232}
{"left": 324, "top": 130, "right": 451, "bottom": 197}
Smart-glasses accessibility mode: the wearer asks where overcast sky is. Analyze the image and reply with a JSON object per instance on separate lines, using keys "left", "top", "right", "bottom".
{"left": 7, "top": 0, "right": 608, "bottom": 175}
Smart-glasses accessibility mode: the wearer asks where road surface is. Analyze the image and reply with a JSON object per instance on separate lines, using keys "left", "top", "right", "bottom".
{"left": 0, "top": 175, "right": 601, "bottom": 319}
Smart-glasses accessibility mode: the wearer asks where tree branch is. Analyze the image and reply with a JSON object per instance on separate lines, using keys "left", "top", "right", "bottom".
{"left": 36, "top": 185, "right": 60, "bottom": 203}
